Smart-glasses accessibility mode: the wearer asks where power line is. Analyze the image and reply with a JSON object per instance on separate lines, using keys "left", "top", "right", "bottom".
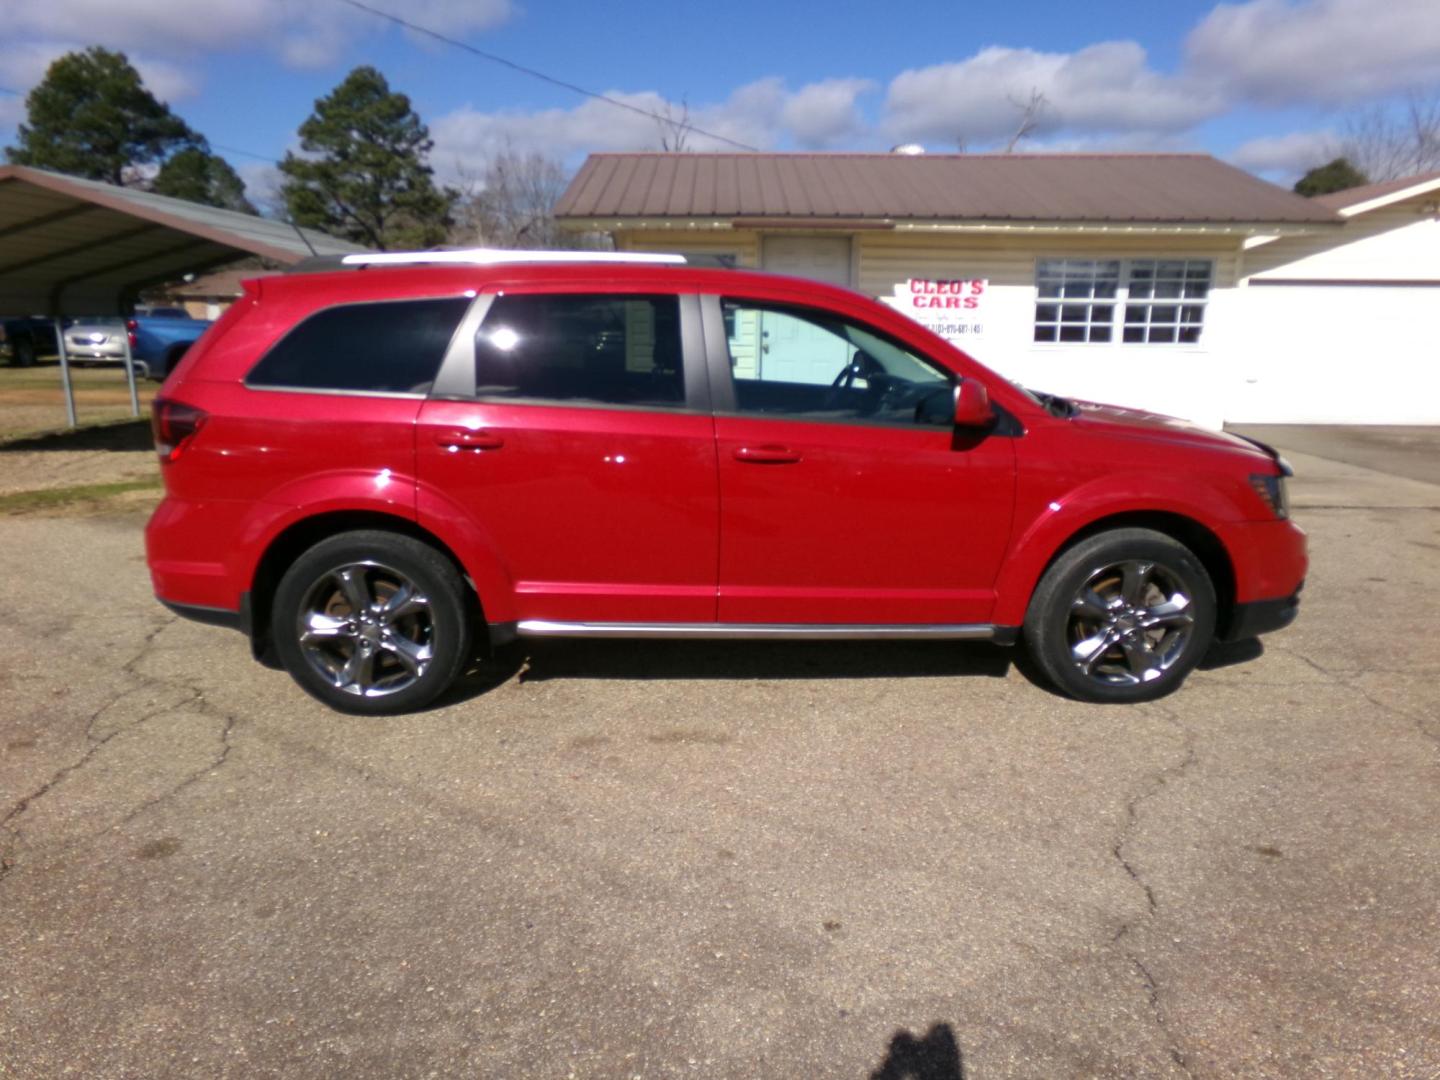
{"left": 333, "top": 0, "right": 761, "bottom": 153}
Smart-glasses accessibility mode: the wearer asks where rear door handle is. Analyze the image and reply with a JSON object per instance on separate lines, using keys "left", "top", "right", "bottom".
{"left": 733, "top": 445, "right": 801, "bottom": 464}
{"left": 435, "top": 428, "right": 505, "bottom": 451}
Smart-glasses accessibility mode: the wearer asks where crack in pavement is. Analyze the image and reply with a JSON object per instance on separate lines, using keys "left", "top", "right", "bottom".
{"left": 0, "top": 615, "right": 239, "bottom": 886}
{"left": 1278, "top": 645, "right": 1440, "bottom": 755}
{"left": 1110, "top": 702, "right": 1200, "bottom": 1079}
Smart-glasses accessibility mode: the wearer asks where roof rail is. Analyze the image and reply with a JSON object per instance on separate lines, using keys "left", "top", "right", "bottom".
{"left": 339, "top": 248, "right": 686, "bottom": 268}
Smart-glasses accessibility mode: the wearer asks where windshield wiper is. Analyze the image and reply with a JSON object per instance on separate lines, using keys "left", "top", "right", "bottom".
{"left": 1028, "top": 388, "right": 1079, "bottom": 419}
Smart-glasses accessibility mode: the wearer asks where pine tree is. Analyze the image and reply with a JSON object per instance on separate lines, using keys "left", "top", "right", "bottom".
{"left": 1293, "top": 157, "right": 1370, "bottom": 197}
{"left": 279, "top": 67, "right": 455, "bottom": 250}
{"left": 6, "top": 47, "right": 200, "bottom": 185}
{"left": 153, "top": 147, "right": 256, "bottom": 213}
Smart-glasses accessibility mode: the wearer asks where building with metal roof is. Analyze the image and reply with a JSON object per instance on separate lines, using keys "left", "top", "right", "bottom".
{"left": 557, "top": 153, "right": 1437, "bottom": 427}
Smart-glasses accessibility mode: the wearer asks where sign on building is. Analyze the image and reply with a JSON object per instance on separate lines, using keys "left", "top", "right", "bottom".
{"left": 882, "top": 278, "right": 987, "bottom": 341}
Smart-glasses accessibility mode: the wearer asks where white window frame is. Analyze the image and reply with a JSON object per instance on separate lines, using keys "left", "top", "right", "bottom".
{"left": 1034, "top": 257, "right": 1213, "bottom": 346}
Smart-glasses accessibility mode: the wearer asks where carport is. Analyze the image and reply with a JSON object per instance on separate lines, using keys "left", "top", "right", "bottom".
{"left": 0, "top": 164, "right": 364, "bottom": 426}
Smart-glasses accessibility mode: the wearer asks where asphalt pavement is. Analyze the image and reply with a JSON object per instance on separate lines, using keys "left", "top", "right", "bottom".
{"left": 1, "top": 433, "right": 1437, "bottom": 1078}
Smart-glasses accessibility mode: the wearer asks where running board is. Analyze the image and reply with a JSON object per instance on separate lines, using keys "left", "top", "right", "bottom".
{"left": 514, "top": 620, "right": 1000, "bottom": 641}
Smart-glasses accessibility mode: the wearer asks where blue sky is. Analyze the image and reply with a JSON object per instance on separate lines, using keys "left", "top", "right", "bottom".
{"left": 2, "top": 0, "right": 1438, "bottom": 203}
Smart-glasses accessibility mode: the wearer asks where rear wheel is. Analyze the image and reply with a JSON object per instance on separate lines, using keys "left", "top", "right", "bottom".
{"left": 271, "top": 531, "right": 473, "bottom": 714}
{"left": 14, "top": 338, "right": 36, "bottom": 367}
{"left": 1023, "top": 528, "right": 1216, "bottom": 703}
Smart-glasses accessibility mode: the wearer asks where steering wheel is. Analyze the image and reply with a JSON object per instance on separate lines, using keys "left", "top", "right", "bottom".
{"left": 825, "top": 350, "right": 884, "bottom": 410}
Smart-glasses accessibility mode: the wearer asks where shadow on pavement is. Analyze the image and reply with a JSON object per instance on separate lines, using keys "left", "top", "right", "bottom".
{"left": 1200, "top": 637, "right": 1265, "bottom": 670}
{"left": 870, "top": 1023, "right": 966, "bottom": 1079}
{"left": 509, "top": 639, "right": 1014, "bottom": 684}
{"left": 1, "top": 418, "right": 152, "bottom": 452}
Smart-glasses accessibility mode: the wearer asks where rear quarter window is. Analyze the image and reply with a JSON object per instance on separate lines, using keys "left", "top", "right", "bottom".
{"left": 246, "top": 297, "right": 470, "bottom": 394}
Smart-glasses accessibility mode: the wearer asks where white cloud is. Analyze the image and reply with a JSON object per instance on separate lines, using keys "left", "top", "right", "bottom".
{"left": 430, "top": 77, "right": 875, "bottom": 179}
{"left": 0, "top": 39, "right": 200, "bottom": 105}
{"left": 884, "top": 42, "right": 1222, "bottom": 148}
{"left": 1186, "top": 0, "right": 1440, "bottom": 106}
{"left": 781, "top": 78, "right": 875, "bottom": 148}
{"left": 0, "top": 0, "right": 513, "bottom": 79}
{"left": 1230, "top": 129, "right": 1339, "bottom": 178}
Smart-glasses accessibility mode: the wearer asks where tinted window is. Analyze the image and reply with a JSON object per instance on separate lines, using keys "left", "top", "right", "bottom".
{"left": 474, "top": 294, "right": 684, "bottom": 407}
{"left": 247, "top": 297, "right": 470, "bottom": 393}
{"left": 723, "top": 301, "right": 953, "bottom": 427}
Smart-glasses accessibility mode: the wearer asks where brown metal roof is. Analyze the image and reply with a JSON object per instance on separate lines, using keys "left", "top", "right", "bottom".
{"left": 555, "top": 153, "right": 1341, "bottom": 227}
{"left": 0, "top": 165, "right": 363, "bottom": 315}
{"left": 1312, "top": 170, "right": 1440, "bottom": 212}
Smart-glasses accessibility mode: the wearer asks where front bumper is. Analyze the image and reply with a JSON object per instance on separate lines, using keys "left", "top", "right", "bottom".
{"left": 1219, "top": 583, "right": 1303, "bottom": 642}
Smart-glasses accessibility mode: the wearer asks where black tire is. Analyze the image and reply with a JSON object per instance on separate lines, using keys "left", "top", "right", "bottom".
{"left": 271, "top": 530, "right": 474, "bottom": 715}
{"left": 14, "top": 338, "right": 36, "bottom": 367}
{"left": 1023, "top": 528, "right": 1217, "bottom": 704}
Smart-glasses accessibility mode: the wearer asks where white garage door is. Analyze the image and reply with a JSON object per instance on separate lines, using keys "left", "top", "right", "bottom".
{"left": 1227, "top": 284, "right": 1440, "bottom": 424}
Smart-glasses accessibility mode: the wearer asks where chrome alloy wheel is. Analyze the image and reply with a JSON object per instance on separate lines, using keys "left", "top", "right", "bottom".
{"left": 296, "top": 561, "right": 435, "bottom": 698}
{"left": 1067, "top": 559, "right": 1195, "bottom": 686}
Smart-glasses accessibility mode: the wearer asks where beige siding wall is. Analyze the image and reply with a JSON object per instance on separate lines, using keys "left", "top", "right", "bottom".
{"left": 1242, "top": 202, "right": 1440, "bottom": 281}
{"left": 616, "top": 229, "right": 760, "bottom": 267}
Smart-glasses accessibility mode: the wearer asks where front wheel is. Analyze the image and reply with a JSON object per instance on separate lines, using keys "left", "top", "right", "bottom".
{"left": 1023, "top": 528, "right": 1217, "bottom": 703}
{"left": 271, "top": 530, "right": 473, "bottom": 715}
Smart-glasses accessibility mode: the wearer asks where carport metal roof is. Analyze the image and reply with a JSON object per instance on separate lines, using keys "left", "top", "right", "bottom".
{"left": 0, "top": 165, "right": 366, "bottom": 315}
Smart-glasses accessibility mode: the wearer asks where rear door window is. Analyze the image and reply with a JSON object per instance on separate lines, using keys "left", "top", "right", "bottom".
{"left": 473, "top": 294, "right": 684, "bottom": 408}
{"left": 247, "top": 297, "right": 471, "bottom": 394}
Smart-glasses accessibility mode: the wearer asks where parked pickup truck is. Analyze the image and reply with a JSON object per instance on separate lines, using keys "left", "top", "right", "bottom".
{"left": 0, "top": 316, "right": 59, "bottom": 366}
{"left": 127, "top": 308, "right": 212, "bottom": 380}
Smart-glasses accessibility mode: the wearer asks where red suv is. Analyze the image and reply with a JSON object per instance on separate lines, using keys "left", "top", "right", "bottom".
{"left": 146, "top": 251, "right": 1305, "bottom": 714}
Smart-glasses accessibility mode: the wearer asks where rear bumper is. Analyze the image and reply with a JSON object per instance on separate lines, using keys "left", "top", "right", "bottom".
{"left": 160, "top": 597, "right": 247, "bottom": 634}
{"left": 1219, "top": 583, "right": 1303, "bottom": 642}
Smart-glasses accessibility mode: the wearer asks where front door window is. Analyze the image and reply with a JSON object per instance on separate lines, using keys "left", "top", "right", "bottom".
{"left": 722, "top": 300, "right": 955, "bottom": 427}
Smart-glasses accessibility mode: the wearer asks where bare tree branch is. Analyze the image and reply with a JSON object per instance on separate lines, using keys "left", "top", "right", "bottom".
{"left": 656, "top": 98, "right": 693, "bottom": 153}
{"left": 1004, "top": 88, "right": 1048, "bottom": 153}
{"left": 1340, "top": 87, "right": 1440, "bottom": 180}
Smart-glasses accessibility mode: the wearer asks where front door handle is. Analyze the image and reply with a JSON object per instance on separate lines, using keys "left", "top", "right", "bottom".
{"left": 733, "top": 444, "right": 801, "bottom": 465}
{"left": 435, "top": 428, "right": 505, "bottom": 451}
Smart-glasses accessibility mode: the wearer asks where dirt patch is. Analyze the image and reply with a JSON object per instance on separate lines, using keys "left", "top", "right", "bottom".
{"left": 0, "top": 364, "right": 158, "bottom": 442}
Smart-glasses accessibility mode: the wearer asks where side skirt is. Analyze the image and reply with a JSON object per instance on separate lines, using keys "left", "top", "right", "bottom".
{"left": 509, "top": 620, "right": 1015, "bottom": 643}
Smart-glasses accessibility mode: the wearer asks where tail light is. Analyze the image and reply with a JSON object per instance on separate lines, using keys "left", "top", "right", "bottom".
{"left": 151, "top": 398, "right": 207, "bottom": 463}
{"left": 125, "top": 318, "right": 138, "bottom": 350}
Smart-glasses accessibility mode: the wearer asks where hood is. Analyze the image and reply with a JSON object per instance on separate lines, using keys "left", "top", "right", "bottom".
{"left": 1068, "top": 398, "right": 1280, "bottom": 464}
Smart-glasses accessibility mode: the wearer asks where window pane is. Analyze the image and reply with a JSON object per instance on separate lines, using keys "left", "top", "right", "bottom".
{"left": 1122, "top": 259, "right": 1212, "bottom": 345}
{"left": 247, "top": 297, "right": 470, "bottom": 393}
{"left": 1033, "top": 259, "right": 1120, "bottom": 344}
{"left": 723, "top": 301, "right": 953, "bottom": 426}
{"left": 474, "top": 294, "right": 684, "bottom": 407}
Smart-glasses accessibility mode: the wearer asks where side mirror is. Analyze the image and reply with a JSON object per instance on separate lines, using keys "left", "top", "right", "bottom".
{"left": 953, "top": 379, "right": 994, "bottom": 427}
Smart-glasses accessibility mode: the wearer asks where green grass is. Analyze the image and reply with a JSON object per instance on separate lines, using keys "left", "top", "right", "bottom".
{"left": 0, "top": 478, "right": 163, "bottom": 514}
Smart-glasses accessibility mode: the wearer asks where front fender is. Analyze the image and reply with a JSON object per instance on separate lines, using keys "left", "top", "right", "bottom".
{"left": 990, "top": 473, "right": 1247, "bottom": 627}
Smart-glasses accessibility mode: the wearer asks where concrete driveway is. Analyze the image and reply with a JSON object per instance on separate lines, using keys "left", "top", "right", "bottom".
{"left": 1, "top": 431, "right": 1437, "bottom": 1078}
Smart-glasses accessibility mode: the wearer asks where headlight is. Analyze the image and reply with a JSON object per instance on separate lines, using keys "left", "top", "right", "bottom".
{"left": 1249, "top": 473, "right": 1289, "bottom": 519}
